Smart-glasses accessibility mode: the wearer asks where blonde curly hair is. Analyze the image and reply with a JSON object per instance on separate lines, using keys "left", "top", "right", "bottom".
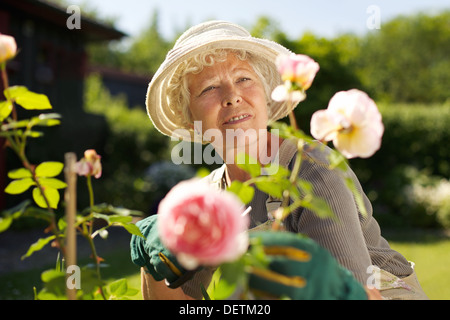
{"left": 167, "top": 48, "right": 280, "bottom": 129}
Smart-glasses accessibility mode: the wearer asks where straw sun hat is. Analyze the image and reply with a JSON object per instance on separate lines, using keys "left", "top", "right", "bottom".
{"left": 146, "top": 20, "right": 294, "bottom": 142}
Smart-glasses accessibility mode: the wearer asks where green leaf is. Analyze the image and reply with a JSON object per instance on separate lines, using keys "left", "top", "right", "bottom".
{"left": 265, "top": 164, "right": 291, "bottom": 179}
{"left": 254, "top": 180, "right": 284, "bottom": 199}
{"left": 210, "top": 261, "right": 246, "bottom": 300}
{"left": 8, "top": 168, "right": 32, "bottom": 179}
{"left": 345, "top": 177, "right": 368, "bottom": 217}
{"left": 1, "top": 119, "right": 31, "bottom": 131}
{"left": 0, "top": 100, "right": 12, "bottom": 121}
{"left": 108, "top": 215, "right": 133, "bottom": 224}
{"left": 236, "top": 153, "right": 261, "bottom": 178}
{"left": 31, "top": 113, "right": 61, "bottom": 127}
{"left": 0, "top": 215, "right": 13, "bottom": 233}
{"left": 41, "top": 269, "right": 65, "bottom": 283}
{"left": 57, "top": 217, "right": 67, "bottom": 233}
{"left": 109, "top": 278, "right": 128, "bottom": 296}
{"left": 107, "top": 278, "right": 139, "bottom": 299}
{"left": 254, "top": 177, "right": 294, "bottom": 200}
{"left": 1, "top": 114, "right": 61, "bottom": 131}
{"left": 270, "top": 122, "right": 315, "bottom": 144}
{"left": 227, "top": 180, "right": 255, "bottom": 205}
{"left": 32, "top": 187, "right": 60, "bottom": 209}
{"left": 5, "top": 86, "right": 52, "bottom": 110}
{"left": 38, "top": 178, "right": 67, "bottom": 189}
{"left": 297, "top": 179, "right": 313, "bottom": 194}
{"left": 92, "top": 213, "right": 145, "bottom": 238}
{"left": 328, "top": 149, "right": 349, "bottom": 172}
{"left": 22, "top": 205, "right": 53, "bottom": 223}
{"left": 5, "top": 178, "right": 35, "bottom": 194}
{"left": 35, "top": 162, "right": 64, "bottom": 178}
{"left": 92, "top": 212, "right": 111, "bottom": 224}
{"left": 22, "top": 235, "right": 56, "bottom": 260}
{"left": 195, "top": 167, "right": 211, "bottom": 178}
{"left": 87, "top": 203, "right": 144, "bottom": 217}
{"left": 125, "top": 287, "right": 139, "bottom": 297}
{"left": 300, "top": 196, "right": 335, "bottom": 219}
{"left": 25, "top": 130, "right": 44, "bottom": 138}
{"left": 79, "top": 267, "right": 104, "bottom": 295}
{"left": 121, "top": 223, "right": 145, "bottom": 238}
{"left": 0, "top": 200, "right": 32, "bottom": 233}
{"left": 38, "top": 269, "right": 67, "bottom": 299}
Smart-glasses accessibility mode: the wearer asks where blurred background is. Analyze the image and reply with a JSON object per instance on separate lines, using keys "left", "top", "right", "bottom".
{"left": 0, "top": 0, "right": 449, "bottom": 299}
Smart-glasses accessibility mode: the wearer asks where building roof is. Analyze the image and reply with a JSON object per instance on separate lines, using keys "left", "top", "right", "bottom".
{"left": 1, "top": 0, "right": 127, "bottom": 41}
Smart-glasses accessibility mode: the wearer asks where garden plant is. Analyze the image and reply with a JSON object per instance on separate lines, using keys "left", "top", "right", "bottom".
{"left": 0, "top": 33, "right": 144, "bottom": 300}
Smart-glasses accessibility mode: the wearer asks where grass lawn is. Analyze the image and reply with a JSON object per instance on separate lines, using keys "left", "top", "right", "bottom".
{"left": 0, "top": 229, "right": 449, "bottom": 300}
{"left": 383, "top": 229, "right": 450, "bottom": 300}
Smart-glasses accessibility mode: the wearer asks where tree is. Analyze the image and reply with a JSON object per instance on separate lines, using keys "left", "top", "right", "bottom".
{"left": 355, "top": 11, "right": 450, "bottom": 103}
{"left": 87, "top": 10, "right": 172, "bottom": 76}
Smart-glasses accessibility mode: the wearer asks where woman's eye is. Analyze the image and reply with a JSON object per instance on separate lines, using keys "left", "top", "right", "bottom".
{"left": 200, "top": 86, "right": 215, "bottom": 95}
{"left": 238, "top": 77, "right": 251, "bottom": 83}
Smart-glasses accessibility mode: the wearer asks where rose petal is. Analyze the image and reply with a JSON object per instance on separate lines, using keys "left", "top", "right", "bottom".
{"left": 271, "top": 85, "right": 289, "bottom": 102}
{"left": 310, "top": 110, "right": 339, "bottom": 141}
{"left": 157, "top": 179, "right": 249, "bottom": 269}
{"left": 334, "top": 126, "right": 382, "bottom": 159}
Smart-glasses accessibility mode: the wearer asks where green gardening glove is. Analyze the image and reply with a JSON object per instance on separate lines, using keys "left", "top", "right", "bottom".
{"left": 130, "top": 215, "right": 196, "bottom": 288}
{"left": 248, "top": 231, "right": 368, "bottom": 300}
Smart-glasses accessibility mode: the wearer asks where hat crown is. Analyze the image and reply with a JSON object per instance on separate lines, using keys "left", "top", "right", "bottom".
{"left": 174, "top": 20, "right": 251, "bottom": 50}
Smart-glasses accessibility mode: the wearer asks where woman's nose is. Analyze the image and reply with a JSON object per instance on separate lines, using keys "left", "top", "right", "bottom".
{"left": 222, "top": 85, "right": 242, "bottom": 107}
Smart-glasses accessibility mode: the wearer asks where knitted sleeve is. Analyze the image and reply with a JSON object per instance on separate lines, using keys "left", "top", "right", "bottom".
{"left": 286, "top": 144, "right": 412, "bottom": 283}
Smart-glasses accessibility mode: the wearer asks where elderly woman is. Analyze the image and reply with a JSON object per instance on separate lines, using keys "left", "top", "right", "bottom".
{"left": 131, "top": 21, "right": 427, "bottom": 300}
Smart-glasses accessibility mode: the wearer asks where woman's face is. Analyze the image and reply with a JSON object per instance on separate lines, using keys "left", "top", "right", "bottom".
{"left": 187, "top": 53, "right": 269, "bottom": 150}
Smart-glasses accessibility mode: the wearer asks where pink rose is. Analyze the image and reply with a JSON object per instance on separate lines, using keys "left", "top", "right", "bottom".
{"left": 310, "top": 89, "right": 384, "bottom": 158}
{"left": 157, "top": 179, "right": 249, "bottom": 270}
{"left": 272, "top": 54, "right": 320, "bottom": 102}
{"left": 0, "top": 34, "right": 17, "bottom": 64}
{"left": 75, "top": 149, "right": 102, "bottom": 178}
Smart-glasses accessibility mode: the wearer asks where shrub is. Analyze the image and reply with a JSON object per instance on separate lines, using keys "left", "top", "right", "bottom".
{"left": 83, "top": 74, "right": 171, "bottom": 212}
{"left": 402, "top": 167, "right": 450, "bottom": 229}
{"left": 350, "top": 103, "right": 450, "bottom": 228}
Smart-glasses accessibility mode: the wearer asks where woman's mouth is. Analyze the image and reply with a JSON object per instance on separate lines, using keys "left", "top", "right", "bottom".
{"left": 224, "top": 114, "right": 251, "bottom": 125}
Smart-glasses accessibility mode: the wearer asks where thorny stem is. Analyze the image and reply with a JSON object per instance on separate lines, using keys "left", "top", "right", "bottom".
{"left": 272, "top": 139, "right": 304, "bottom": 231}
{"left": 288, "top": 111, "right": 298, "bottom": 131}
{"left": 1, "top": 64, "right": 65, "bottom": 257}
{"left": 1, "top": 63, "right": 17, "bottom": 121}
{"left": 83, "top": 229, "right": 107, "bottom": 300}
{"left": 86, "top": 175, "right": 95, "bottom": 235}
{"left": 272, "top": 101, "right": 303, "bottom": 230}
{"left": 84, "top": 174, "right": 107, "bottom": 300}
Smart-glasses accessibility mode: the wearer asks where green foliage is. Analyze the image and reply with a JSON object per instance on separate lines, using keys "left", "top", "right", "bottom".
{"left": 5, "top": 161, "right": 66, "bottom": 209}
{"left": 87, "top": 10, "right": 173, "bottom": 76}
{"left": 4, "top": 86, "right": 52, "bottom": 111}
{"left": 83, "top": 73, "right": 170, "bottom": 210}
{"left": 1, "top": 56, "right": 144, "bottom": 300}
{"left": 354, "top": 11, "right": 450, "bottom": 103}
{"left": 350, "top": 103, "right": 450, "bottom": 228}
{"left": 22, "top": 235, "right": 56, "bottom": 260}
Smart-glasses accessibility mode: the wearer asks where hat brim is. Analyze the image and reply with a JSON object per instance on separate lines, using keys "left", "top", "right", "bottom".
{"left": 146, "top": 32, "right": 293, "bottom": 142}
